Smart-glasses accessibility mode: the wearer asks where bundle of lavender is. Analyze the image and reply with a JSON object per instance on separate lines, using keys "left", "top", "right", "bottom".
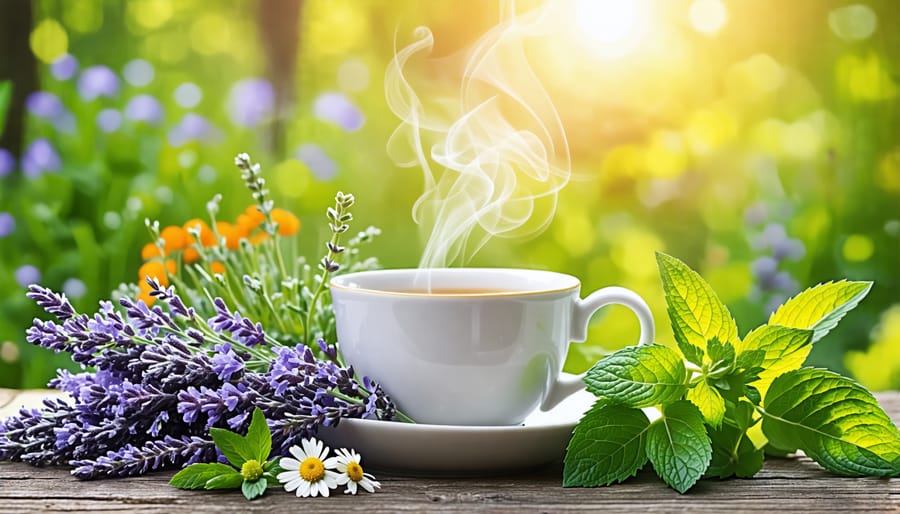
{"left": 0, "top": 154, "right": 403, "bottom": 480}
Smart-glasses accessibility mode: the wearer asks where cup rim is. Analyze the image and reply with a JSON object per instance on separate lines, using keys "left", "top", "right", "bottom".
{"left": 329, "top": 267, "right": 581, "bottom": 298}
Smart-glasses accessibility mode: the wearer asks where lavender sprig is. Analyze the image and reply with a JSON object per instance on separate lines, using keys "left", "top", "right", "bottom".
{"left": 1, "top": 284, "right": 404, "bottom": 480}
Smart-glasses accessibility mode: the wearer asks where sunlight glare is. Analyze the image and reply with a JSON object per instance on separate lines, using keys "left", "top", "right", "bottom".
{"left": 574, "top": 0, "right": 647, "bottom": 58}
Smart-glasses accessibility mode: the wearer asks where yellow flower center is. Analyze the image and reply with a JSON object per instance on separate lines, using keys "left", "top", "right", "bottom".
{"left": 347, "top": 461, "right": 364, "bottom": 482}
{"left": 300, "top": 457, "right": 325, "bottom": 482}
{"left": 241, "top": 459, "right": 263, "bottom": 481}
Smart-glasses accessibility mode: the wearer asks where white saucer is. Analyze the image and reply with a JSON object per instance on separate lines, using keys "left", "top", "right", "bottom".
{"left": 318, "top": 375, "right": 595, "bottom": 474}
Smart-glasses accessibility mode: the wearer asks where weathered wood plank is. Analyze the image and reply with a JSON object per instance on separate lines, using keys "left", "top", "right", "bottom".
{"left": 0, "top": 392, "right": 897, "bottom": 513}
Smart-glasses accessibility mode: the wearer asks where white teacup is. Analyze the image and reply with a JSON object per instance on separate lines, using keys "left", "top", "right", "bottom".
{"left": 329, "top": 268, "right": 654, "bottom": 426}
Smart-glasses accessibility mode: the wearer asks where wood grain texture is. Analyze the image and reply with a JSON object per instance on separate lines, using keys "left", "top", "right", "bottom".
{"left": 0, "top": 391, "right": 898, "bottom": 513}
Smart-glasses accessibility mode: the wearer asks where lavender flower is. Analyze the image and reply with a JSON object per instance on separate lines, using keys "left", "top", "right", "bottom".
{"left": 2, "top": 284, "right": 401, "bottom": 480}
{"left": 0, "top": 148, "right": 14, "bottom": 177}
{"left": 96, "top": 109, "right": 122, "bottom": 133}
{"left": 0, "top": 212, "right": 14, "bottom": 237}
{"left": 124, "top": 94, "right": 163, "bottom": 124}
{"left": 78, "top": 65, "right": 120, "bottom": 101}
{"left": 227, "top": 78, "right": 274, "bottom": 128}
{"left": 122, "top": 59, "right": 154, "bottom": 87}
{"left": 50, "top": 54, "right": 79, "bottom": 81}
{"left": 296, "top": 143, "right": 338, "bottom": 180}
{"left": 22, "top": 138, "right": 62, "bottom": 178}
{"left": 313, "top": 92, "right": 365, "bottom": 132}
{"left": 168, "top": 113, "right": 216, "bottom": 147}
{"left": 26, "top": 91, "right": 65, "bottom": 119}
{"left": 14, "top": 265, "right": 41, "bottom": 287}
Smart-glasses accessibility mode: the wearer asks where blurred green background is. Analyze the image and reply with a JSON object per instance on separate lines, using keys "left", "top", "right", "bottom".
{"left": 0, "top": 0, "right": 898, "bottom": 389}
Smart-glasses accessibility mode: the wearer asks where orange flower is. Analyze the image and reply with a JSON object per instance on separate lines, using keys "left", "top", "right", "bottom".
{"left": 183, "top": 219, "right": 217, "bottom": 247}
{"left": 183, "top": 247, "right": 201, "bottom": 264}
{"left": 210, "top": 261, "right": 226, "bottom": 274}
{"left": 272, "top": 208, "right": 301, "bottom": 236}
{"left": 141, "top": 243, "right": 163, "bottom": 260}
{"left": 250, "top": 232, "right": 270, "bottom": 245}
{"left": 237, "top": 205, "right": 265, "bottom": 232}
{"left": 137, "top": 280, "right": 156, "bottom": 305}
{"left": 138, "top": 260, "right": 175, "bottom": 287}
{"left": 216, "top": 221, "right": 243, "bottom": 250}
{"left": 160, "top": 226, "right": 188, "bottom": 253}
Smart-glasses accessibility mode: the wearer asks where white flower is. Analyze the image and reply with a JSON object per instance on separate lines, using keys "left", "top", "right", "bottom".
{"left": 334, "top": 448, "right": 381, "bottom": 494}
{"left": 277, "top": 438, "right": 340, "bottom": 497}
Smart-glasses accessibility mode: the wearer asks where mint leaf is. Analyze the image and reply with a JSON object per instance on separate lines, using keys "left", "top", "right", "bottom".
{"left": 768, "top": 281, "right": 872, "bottom": 344}
{"left": 169, "top": 463, "right": 236, "bottom": 490}
{"left": 706, "top": 423, "right": 764, "bottom": 479}
{"left": 204, "top": 471, "right": 244, "bottom": 490}
{"left": 242, "top": 478, "right": 268, "bottom": 500}
{"left": 686, "top": 379, "right": 725, "bottom": 428}
{"left": 646, "top": 400, "right": 712, "bottom": 493}
{"left": 657, "top": 252, "right": 739, "bottom": 364}
{"left": 564, "top": 401, "right": 650, "bottom": 487}
{"left": 761, "top": 368, "right": 900, "bottom": 476}
{"left": 584, "top": 344, "right": 688, "bottom": 408}
{"left": 246, "top": 408, "right": 272, "bottom": 463}
{"left": 706, "top": 338, "right": 735, "bottom": 373}
{"left": 735, "top": 325, "right": 813, "bottom": 395}
{"left": 209, "top": 427, "right": 256, "bottom": 468}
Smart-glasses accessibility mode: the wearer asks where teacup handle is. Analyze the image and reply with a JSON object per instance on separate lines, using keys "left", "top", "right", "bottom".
{"left": 540, "top": 286, "right": 655, "bottom": 411}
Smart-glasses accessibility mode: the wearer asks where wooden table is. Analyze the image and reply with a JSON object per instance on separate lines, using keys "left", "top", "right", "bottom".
{"left": 1, "top": 389, "right": 898, "bottom": 513}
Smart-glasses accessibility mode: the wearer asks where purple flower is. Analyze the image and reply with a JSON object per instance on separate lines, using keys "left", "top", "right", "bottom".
{"left": 210, "top": 344, "right": 244, "bottom": 381}
{"left": 208, "top": 298, "right": 266, "bottom": 347}
{"left": 174, "top": 83, "right": 202, "bottom": 108}
{"left": 227, "top": 78, "right": 274, "bottom": 127}
{"left": 50, "top": 54, "right": 79, "bottom": 81}
{"left": 26, "top": 91, "right": 65, "bottom": 119}
{"left": 22, "top": 138, "right": 62, "bottom": 178}
{"left": 54, "top": 111, "right": 77, "bottom": 134}
{"left": 78, "top": 65, "right": 120, "bottom": 101}
{"left": 124, "top": 94, "right": 163, "bottom": 124}
{"left": 167, "top": 113, "right": 215, "bottom": 147}
{"left": 96, "top": 109, "right": 122, "bottom": 133}
{"left": 14, "top": 265, "right": 41, "bottom": 287}
{"left": 0, "top": 148, "right": 14, "bottom": 177}
{"left": 295, "top": 143, "right": 337, "bottom": 180}
{"left": 313, "top": 92, "right": 364, "bottom": 132}
{"left": 122, "top": 59, "right": 154, "bottom": 87}
{"left": 63, "top": 278, "right": 87, "bottom": 300}
{"left": 0, "top": 212, "right": 14, "bottom": 237}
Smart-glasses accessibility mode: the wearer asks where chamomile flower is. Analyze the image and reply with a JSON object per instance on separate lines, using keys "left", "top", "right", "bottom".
{"left": 334, "top": 448, "right": 381, "bottom": 494}
{"left": 277, "top": 438, "right": 340, "bottom": 497}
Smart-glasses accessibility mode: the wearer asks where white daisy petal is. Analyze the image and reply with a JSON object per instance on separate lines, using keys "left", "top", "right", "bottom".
{"left": 345, "top": 480, "right": 358, "bottom": 495}
{"left": 301, "top": 439, "right": 316, "bottom": 459}
{"left": 277, "top": 470, "right": 298, "bottom": 483}
{"left": 319, "top": 481, "right": 330, "bottom": 497}
{"left": 284, "top": 477, "right": 302, "bottom": 492}
{"left": 322, "top": 456, "right": 340, "bottom": 469}
{"left": 336, "top": 473, "right": 350, "bottom": 486}
{"left": 361, "top": 479, "right": 377, "bottom": 493}
{"left": 289, "top": 445, "right": 306, "bottom": 461}
{"left": 298, "top": 480, "right": 311, "bottom": 497}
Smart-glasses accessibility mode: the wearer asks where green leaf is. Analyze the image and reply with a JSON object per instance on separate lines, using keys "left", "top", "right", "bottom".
{"left": 705, "top": 423, "right": 764, "bottom": 479}
{"left": 657, "top": 253, "right": 739, "bottom": 364}
{"left": 761, "top": 368, "right": 900, "bottom": 476}
{"left": 768, "top": 281, "right": 872, "bottom": 344}
{"left": 584, "top": 344, "right": 688, "bottom": 408}
{"left": 209, "top": 427, "right": 256, "bottom": 468}
{"left": 169, "top": 463, "right": 236, "bottom": 490}
{"left": 735, "top": 325, "right": 814, "bottom": 396}
{"left": 646, "top": 401, "right": 712, "bottom": 493}
{"left": 242, "top": 478, "right": 268, "bottom": 500}
{"left": 246, "top": 408, "right": 272, "bottom": 463}
{"left": 706, "top": 338, "right": 735, "bottom": 373}
{"left": 204, "top": 471, "right": 244, "bottom": 490}
{"left": 686, "top": 379, "right": 725, "bottom": 428}
{"left": 564, "top": 401, "right": 650, "bottom": 487}
{"left": 0, "top": 81, "right": 11, "bottom": 135}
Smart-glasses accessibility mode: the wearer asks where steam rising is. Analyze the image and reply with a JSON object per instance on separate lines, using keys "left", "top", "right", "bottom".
{"left": 386, "top": 1, "right": 571, "bottom": 268}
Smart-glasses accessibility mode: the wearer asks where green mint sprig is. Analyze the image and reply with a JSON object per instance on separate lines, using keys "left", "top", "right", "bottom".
{"left": 170, "top": 408, "right": 280, "bottom": 500}
{"left": 564, "top": 252, "right": 900, "bottom": 493}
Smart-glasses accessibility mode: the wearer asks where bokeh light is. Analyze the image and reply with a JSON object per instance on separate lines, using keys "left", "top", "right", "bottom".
{"left": 689, "top": 0, "right": 727, "bottom": 35}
